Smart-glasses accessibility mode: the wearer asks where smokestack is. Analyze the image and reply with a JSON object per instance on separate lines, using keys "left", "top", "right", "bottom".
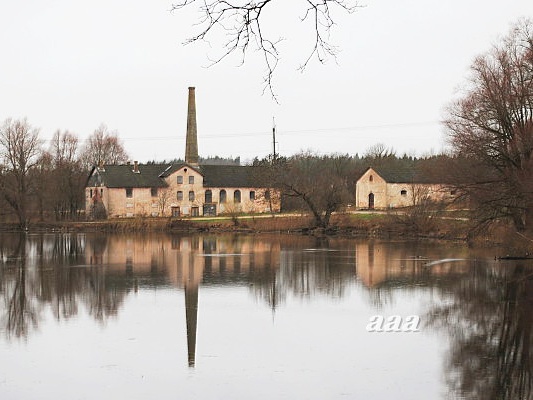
{"left": 185, "top": 87, "right": 199, "bottom": 165}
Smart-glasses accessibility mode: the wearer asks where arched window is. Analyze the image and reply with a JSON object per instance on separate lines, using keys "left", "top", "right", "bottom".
{"left": 220, "top": 190, "right": 227, "bottom": 203}
{"left": 205, "top": 190, "right": 212, "bottom": 203}
{"left": 369, "top": 175, "right": 373, "bottom": 182}
{"left": 234, "top": 190, "right": 241, "bottom": 203}
{"left": 249, "top": 191, "right": 256, "bottom": 201}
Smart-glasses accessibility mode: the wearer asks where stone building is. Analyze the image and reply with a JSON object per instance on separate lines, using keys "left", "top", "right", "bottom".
{"left": 85, "top": 87, "right": 281, "bottom": 218}
{"left": 355, "top": 166, "right": 454, "bottom": 209}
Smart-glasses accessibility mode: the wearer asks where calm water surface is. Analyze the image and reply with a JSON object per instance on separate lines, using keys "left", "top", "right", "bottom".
{"left": 0, "top": 232, "right": 531, "bottom": 399}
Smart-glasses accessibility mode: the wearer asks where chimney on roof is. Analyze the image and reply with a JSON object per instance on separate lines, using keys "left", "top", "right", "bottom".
{"left": 133, "top": 160, "right": 139, "bottom": 173}
{"left": 185, "top": 87, "right": 199, "bottom": 165}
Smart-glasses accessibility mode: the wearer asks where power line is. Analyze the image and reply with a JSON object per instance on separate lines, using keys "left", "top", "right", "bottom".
{"left": 118, "top": 120, "right": 443, "bottom": 142}
{"left": 39, "top": 120, "right": 442, "bottom": 144}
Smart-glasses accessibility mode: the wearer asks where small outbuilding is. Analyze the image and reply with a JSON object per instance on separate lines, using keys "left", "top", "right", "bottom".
{"left": 355, "top": 166, "right": 455, "bottom": 210}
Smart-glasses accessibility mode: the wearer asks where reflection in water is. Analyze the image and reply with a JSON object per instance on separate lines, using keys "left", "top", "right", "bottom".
{"left": 2, "top": 233, "right": 533, "bottom": 397}
{"left": 428, "top": 261, "right": 533, "bottom": 399}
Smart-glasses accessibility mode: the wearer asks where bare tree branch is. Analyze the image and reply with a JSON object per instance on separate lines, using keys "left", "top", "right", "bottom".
{"left": 171, "top": 0, "right": 360, "bottom": 99}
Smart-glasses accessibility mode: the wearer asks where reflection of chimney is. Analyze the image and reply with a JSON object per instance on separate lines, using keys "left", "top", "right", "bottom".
{"left": 185, "top": 284, "right": 199, "bottom": 368}
{"left": 185, "top": 87, "right": 199, "bottom": 165}
{"left": 133, "top": 161, "right": 139, "bottom": 173}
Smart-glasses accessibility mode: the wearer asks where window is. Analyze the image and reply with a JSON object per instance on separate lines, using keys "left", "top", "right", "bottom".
{"left": 249, "top": 191, "right": 255, "bottom": 201}
{"left": 151, "top": 187, "right": 158, "bottom": 197}
{"left": 171, "top": 207, "right": 180, "bottom": 217}
{"left": 177, "top": 176, "right": 183, "bottom": 184}
{"left": 234, "top": 190, "right": 241, "bottom": 203}
{"left": 220, "top": 190, "right": 227, "bottom": 203}
{"left": 205, "top": 190, "right": 212, "bottom": 203}
{"left": 264, "top": 190, "right": 270, "bottom": 200}
{"left": 189, "top": 176, "right": 194, "bottom": 184}
{"left": 191, "top": 206, "right": 199, "bottom": 217}
{"left": 203, "top": 204, "right": 216, "bottom": 216}
{"left": 400, "top": 189, "right": 407, "bottom": 196}
{"left": 126, "top": 188, "right": 133, "bottom": 198}
{"left": 100, "top": 189, "right": 104, "bottom": 197}
{"left": 90, "top": 189, "right": 93, "bottom": 198}
{"left": 369, "top": 175, "right": 373, "bottom": 182}
{"left": 189, "top": 191, "right": 195, "bottom": 201}
{"left": 177, "top": 191, "right": 183, "bottom": 201}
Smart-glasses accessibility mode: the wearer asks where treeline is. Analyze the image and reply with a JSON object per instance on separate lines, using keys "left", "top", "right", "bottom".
{"left": 0, "top": 119, "right": 129, "bottom": 228}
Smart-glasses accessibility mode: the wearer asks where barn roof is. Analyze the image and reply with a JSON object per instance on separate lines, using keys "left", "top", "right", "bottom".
{"left": 86, "top": 163, "right": 271, "bottom": 188}
{"left": 361, "top": 166, "right": 438, "bottom": 184}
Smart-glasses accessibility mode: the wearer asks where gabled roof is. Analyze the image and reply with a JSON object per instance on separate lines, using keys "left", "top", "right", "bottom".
{"left": 87, "top": 163, "right": 271, "bottom": 189}
{"left": 157, "top": 163, "right": 202, "bottom": 178}
{"left": 361, "top": 166, "right": 437, "bottom": 184}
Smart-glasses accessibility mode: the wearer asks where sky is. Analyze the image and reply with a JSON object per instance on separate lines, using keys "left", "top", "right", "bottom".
{"left": 0, "top": 0, "right": 531, "bottom": 163}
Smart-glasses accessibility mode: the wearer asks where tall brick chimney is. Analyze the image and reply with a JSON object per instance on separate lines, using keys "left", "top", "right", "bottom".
{"left": 185, "top": 87, "right": 199, "bottom": 165}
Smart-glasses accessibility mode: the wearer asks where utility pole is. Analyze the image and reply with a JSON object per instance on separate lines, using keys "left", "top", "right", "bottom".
{"left": 272, "top": 117, "right": 277, "bottom": 161}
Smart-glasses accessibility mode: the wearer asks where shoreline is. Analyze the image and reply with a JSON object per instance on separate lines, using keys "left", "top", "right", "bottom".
{"left": 0, "top": 212, "right": 469, "bottom": 242}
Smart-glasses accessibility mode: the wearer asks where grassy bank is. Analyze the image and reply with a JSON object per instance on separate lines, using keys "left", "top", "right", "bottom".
{"left": 10, "top": 211, "right": 469, "bottom": 241}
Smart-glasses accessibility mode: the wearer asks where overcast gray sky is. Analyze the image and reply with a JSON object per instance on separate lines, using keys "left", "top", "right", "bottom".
{"left": 0, "top": 0, "right": 531, "bottom": 163}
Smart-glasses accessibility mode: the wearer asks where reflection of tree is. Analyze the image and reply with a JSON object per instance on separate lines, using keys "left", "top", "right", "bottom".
{"left": 429, "top": 262, "right": 533, "bottom": 400}
{"left": 250, "top": 237, "right": 357, "bottom": 307}
{"left": 0, "top": 233, "right": 131, "bottom": 339}
{"left": 1, "top": 235, "right": 41, "bottom": 339}
{"left": 4, "top": 267, "right": 39, "bottom": 338}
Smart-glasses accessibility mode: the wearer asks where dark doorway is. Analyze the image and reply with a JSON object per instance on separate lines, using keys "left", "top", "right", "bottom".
{"left": 368, "top": 193, "right": 375, "bottom": 209}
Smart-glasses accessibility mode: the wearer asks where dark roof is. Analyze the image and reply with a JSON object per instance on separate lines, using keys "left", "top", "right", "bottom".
{"left": 87, "top": 163, "right": 271, "bottom": 189}
{"left": 87, "top": 164, "right": 169, "bottom": 188}
{"left": 200, "top": 165, "right": 270, "bottom": 188}
{"left": 364, "top": 166, "right": 437, "bottom": 184}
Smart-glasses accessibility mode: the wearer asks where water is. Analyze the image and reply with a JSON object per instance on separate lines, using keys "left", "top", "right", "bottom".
{"left": 0, "top": 232, "right": 531, "bottom": 399}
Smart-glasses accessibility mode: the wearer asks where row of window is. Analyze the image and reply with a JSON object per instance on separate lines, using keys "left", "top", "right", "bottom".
{"left": 177, "top": 189, "right": 257, "bottom": 203}
{"left": 123, "top": 188, "right": 268, "bottom": 202}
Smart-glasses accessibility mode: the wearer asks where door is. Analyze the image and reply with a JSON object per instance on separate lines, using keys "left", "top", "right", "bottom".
{"left": 368, "top": 193, "right": 374, "bottom": 209}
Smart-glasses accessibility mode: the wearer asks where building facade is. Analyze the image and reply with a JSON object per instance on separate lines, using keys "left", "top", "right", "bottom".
{"left": 355, "top": 167, "right": 454, "bottom": 209}
{"left": 85, "top": 87, "right": 281, "bottom": 218}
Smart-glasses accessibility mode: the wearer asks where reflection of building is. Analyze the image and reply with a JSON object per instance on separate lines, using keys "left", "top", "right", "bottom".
{"left": 355, "top": 241, "right": 469, "bottom": 287}
{"left": 355, "top": 167, "right": 454, "bottom": 209}
{"left": 84, "top": 234, "right": 281, "bottom": 367}
{"left": 85, "top": 87, "right": 281, "bottom": 218}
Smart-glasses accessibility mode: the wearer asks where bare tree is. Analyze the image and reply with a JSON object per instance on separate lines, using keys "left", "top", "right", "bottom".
{"left": 171, "top": 0, "right": 360, "bottom": 98}
{"left": 0, "top": 118, "right": 42, "bottom": 229}
{"left": 389, "top": 183, "right": 446, "bottom": 235}
{"left": 48, "top": 130, "right": 86, "bottom": 220}
{"left": 157, "top": 187, "right": 173, "bottom": 216}
{"left": 80, "top": 124, "right": 129, "bottom": 169}
{"left": 281, "top": 152, "right": 351, "bottom": 229}
{"left": 363, "top": 143, "right": 396, "bottom": 160}
{"left": 445, "top": 18, "right": 533, "bottom": 232}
